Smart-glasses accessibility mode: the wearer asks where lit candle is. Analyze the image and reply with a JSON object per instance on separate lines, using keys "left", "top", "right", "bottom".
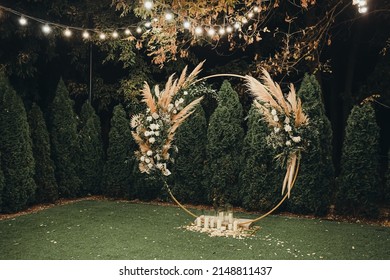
{"left": 228, "top": 223, "right": 233, "bottom": 230}
{"left": 228, "top": 213, "right": 233, "bottom": 223}
{"left": 196, "top": 217, "right": 201, "bottom": 227}
{"left": 217, "top": 218, "right": 222, "bottom": 230}
{"left": 218, "top": 211, "right": 224, "bottom": 220}
{"left": 210, "top": 218, "right": 215, "bottom": 228}
{"left": 233, "top": 221, "right": 238, "bottom": 231}
{"left": 204, "top": 217, "right": 209, "bottom": 229}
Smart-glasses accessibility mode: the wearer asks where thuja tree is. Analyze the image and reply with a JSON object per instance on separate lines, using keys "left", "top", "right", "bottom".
{"left": 239, "top": 106, "right": 283, "bottom": 211}
{"left": 171, "top": 103, "right": 208, "bottom": 204}
{"left": 49, "top": 79, "right": 81, "bottom": 198}
{"left": 287, "top": 74, "right": 334, "bottom": 216}
{"left": 336, "top": 102, "right": 380, "bottom": 218}
{"left": 103, "top": 104, "right": 134, "bottom": 198}
{"left": 28, "top": 103, "right": 58, "bottom": 203}
{"left": 78, "top": 102, "right": 104, "bottom": 195}
{"left": 0, "top": 153, "right": 4, "bottom": 212}
{"left": 205, "top": 80, "right": 244, "bottom": 207}
{"left": 0, "top": 73, "right": 36, "bottom": 212}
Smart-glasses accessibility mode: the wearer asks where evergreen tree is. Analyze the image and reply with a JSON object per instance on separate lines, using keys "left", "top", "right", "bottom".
{"left": 336, "top": 102, "right": 380, "bottom": 218}
{"left": 49, "top": 79, "right": 81, "bottom": 198}
{"left": 205, "top": 80, "right": 244, "bottom": 207}
{"left": 0, "top": 73, "right": 36, "bottom": 213}
{"left": 0, "top": 152, "right": 4, "bottom": 212}
{"left": 385, "top": 149, "right": 390, "bottom": 205}
{"left": 239, "top": 106, "right": 283, "bottom": 211}
{"left": 287, "top": 74, "right": 334, "bottom": 216}
{"left": 171, "top": 104, "right": 208, "bottom": 204}
{"left": 28, "top": 103, "right": 58, "bottom": 203}
{"left": 78, "top": 102, "right": 104, "bottom": 195}
{"left": 103, "top": 104, "right": 134, "bottom": 198}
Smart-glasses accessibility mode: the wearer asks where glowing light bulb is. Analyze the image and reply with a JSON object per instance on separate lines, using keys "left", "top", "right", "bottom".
{"left": 248, "top": 12, "right": 254, "bottom": 18}
{"left": 19, "top": 16, "right": 27, "bottom": 26}
{"left": 82, "top": 31, "right": 90, "bottom": 39}
{"left": 253, "top": 6, "right": 259, "bottom": 13}
{"left": 218, "top": 27, "right": 226, "bottom": 35}
{"left": 124, "top": 28, "right": 131, "bottom": 35}
{"left": 226, "top": 26, "right": 233, "bottom": 33}
{"left": 195, "top": 26, "right": 203, "bottom": 35}
{"left": 358, "top": 6, "right": 368, "bottom": 13}
{"left": 64, "top": 28, "right": 72, "bottom": 37}
{"left": 165, "top": 12, "right": 173, "bottom": 21}
{"left": 242, "top": 17, "right": 248, "bottom": 24}
{"left": 112, "top": 31, "right": 119, "bottom": 38}
{"left": 234, "top": 22, "right": 241, "bottom": 29}
{"left": 183, "top": 21, "right": 191, "bottom": 29}
{"left": 144, "top": 21, "right": 152, "bottom": 28}
{"left": 153, "top": 18, "right": 158, "bottom": 22}
{"left": 42, "top": 24, "right": 51, "bottom": 34}
{"left": 136, "top": 26, "right": 142, "bottom": 34}
{"left": 99, "top": 33, "right": 106, "bottom": 40}
{"left": 144, "top": 0, "right": 153, "bottom": 10}
{"left": 207, "top": 27, "right": 215, "bottom": 37}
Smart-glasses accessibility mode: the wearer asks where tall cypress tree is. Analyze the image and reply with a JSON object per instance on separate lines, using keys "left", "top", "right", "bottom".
{"left": 239, "top": 106, "right": 283, "bottom": 211}
{"left": 78, "top": 102, "right": 104, "bottom": 195}
{"left": 49, "top": 79, "right": 81, "bottom": 198}
{"left": 205, "top": 80, "right": 244, "bottom": 207}
{"left": 0, "top": 152, "right": 4, "bottom": 212}
{"left": 336, "top": 102, "right": 380, "bottom": 218}
{"left": 103, "top": 104, "right": 134, "bottom": 198}
{"left": 171, "top": 104, "right": 208, "bottom": 204}
{"left": 0, "top": 73, "right": 36, "bottom": 213}
{"left": 28, "top": 103, "right": 58, "bottom": 203}
{"left": 287, "top": 74, "right": 334, "bottom": 216}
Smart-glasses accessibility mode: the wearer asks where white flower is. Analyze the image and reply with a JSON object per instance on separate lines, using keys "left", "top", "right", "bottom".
{"left": 152, "top": 112, "right": 159, "bottom": 120}
{"left": 284, "top": 117, "right": 290, "bottom": 124}
{"left": 292, "top": 136, "right": 301, "bottom": 143}
{"left": 179, "top": 98, "right": 184, "bottom": 103}
{"left": 271, "top": 109, "right": 277, "bottom": 116}
{"left": 173, "top": 109, "right": 177, "bottom": 114}
{"left": 284, "top": 124, "right": 292, "bottom": 132}
{"left": 154, "top": 124, "right": 160, "bottom": 130}
{"left": 273, "top": 115, "right": 279, "bottom": 122}
{"left": 183, "top": 91, "right": 188, "bottom": 95}
{"left": 286, "top": 140, "right": 292, "bottom": 146}
{"left": 149, "top": 137, "right": 156, "bottom": 144}
{"left": 163, "top": 168, "right": 171, "bottom": 176}
{"left": 147, "top": 163, "right": 153, "bottom": 169}
{"left": 147, "top": 150, "right": 153, "bottom": 156}
{"left": 147, "top": 116, "right": 153, "bottom": 122}
{"left": 148, "top": 130, "right": 154, "bottom": 136}
{"left": 130, "top": 114, "right": 142, "bottom": 128}
{"left": 140, "top": 156, "right": 145, "bottom": 162}
{"left": 144, "top": 131, "right": 150, "bottom": 137}
{"left": 145, "top": 158, "right": 151, "bottom": 164}
{"left": 168, "top": 103, "right": 174, "bottom": 112}
{"left": 154, "top": 131, "right": 160, "bottom": 136}
{"left": 155, "top": 154, "right": 161, "bottom": 161}
{"left": 274, "top": 127, "right": 280, "bottom": 133}
{"left": 175, "top": 100, "right": 180, "bottom": 108}
{"left": 156, "top": 163, "right": 163, "bottom": 170}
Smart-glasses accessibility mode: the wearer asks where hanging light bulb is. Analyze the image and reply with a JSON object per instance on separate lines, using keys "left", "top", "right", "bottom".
{"left": 234, "top": 22, "right": 241, "bottom": 29}
{"left": 63, "top": 28, "right": 72, "bottom": 37}
{"left": 82, "top": 30, "right": 90, "bottom": 39}
{"left": 42, "top": 24, "right": 51, "bottom": 34}
{"left": 165, "top": 12, "right": 173, "bottom": 21}
{"left": 144, "top": 0, "right": 153, "bottom": 10}
{"left": 207, "top": 27, "right": 215, "bottom": 37}
{"left": 124, "top": 28, "right": 131, "bottom": 35}
{"left": 226, "top": 26, "right": 233, "bottom": 33}
{"left": 248, "top": 12, "right": 254, "bottom": 19}
{"left": 195, "top": 26, "right": 203, "bottom": 35}
{"left": 136, "top": 26, "right": 143, "bottom": 34}
{"left": 144, "top": 21, "right": 152, "bottom": 28}
{"left": 112, "top": 31, "right": 119, "bottom": 38}
{"left": 183, "top": 20, "right": 191, "bottom": 29}
{"left": 99, "top": 33, "right": 106, "bottom": 40}
{"left": 218, "top": 27, "right": 226, "bottom": 35}
{"left": 358, "top": 5, "right": 368, "bottom": 13}
{"left": 19, "top": 16, "right": 27, "bottom": 26}
{"left": 253, "top": 6, "right": 259, "bottom": 13}
{"left": 242, "top": 17, "right": 248, "bottom": 24}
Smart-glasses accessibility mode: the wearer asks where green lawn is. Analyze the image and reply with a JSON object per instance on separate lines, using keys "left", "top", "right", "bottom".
{"left": 0, "top": 200, "right": 389, "bottom": 260}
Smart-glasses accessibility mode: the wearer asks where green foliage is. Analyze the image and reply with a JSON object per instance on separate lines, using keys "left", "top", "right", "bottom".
{"left": 103, "top": 104, "right": 135, "bottom": 198}
{"left": 0, "top": 73, "right": 36, "bottom": 213}
{"left": 0, "top": 152, "right": 4, "bottom": 212}
{"left": 28, "top": 103, "right": 58, "bottom": 203}
{"left": 78, "top": 102, "right": 105, "bottom": 195}
{"left": 171, "top": 104, "right": 208, "bottom": 204}
{"left": 239, "top": 106, "right": 284, "bottom": 211}
{"left": 336, "top": 103, "right": 380, "bottom": 218}
{"left": 49, "top": 79, "right": 81, "bottom": 198}
{"left": 205, "top": 80, "right": 244, "bottom": 207}
{"left": 287, "top": 74, "right": 334, "bottom": 216}
{"left": 386, "top": 149, "right": 390, "bottom": 205}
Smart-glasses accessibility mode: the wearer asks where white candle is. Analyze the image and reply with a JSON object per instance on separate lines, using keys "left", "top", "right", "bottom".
{"left": 217, "top": 218, "right": 222, "bottom": 230}
{"left": 228, "top": 223, "right": 233, "bottom": 230}
{"left": 218, "top": 211, "right": 224, "bottom": 220}
{"left": 196, "top": 217, "right": 201, "bottom": 227}
{"left": 204, "top": 217, "right": 209, "bottom": 229}
{"left": 228, "top": 213, "right": 233, "bottom": 223}
{"left": 210, "top": 218, "right": 215, "bottom": 228}
{"left": 233, "top": 221, "right": 238, "bottom": 231}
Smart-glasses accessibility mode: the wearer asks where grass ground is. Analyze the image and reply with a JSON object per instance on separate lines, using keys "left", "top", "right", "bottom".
{"left": 0, "top": 200, "right": 389, "bottom": 260}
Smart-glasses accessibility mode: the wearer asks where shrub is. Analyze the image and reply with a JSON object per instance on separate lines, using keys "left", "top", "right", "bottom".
{"left": 28, "top": 103, "right": 58, "bottom": 203}
{"left": 205, "top": 80, "right": 244, "bottom": 207}
{"left": 0, "top": 73, "right": 36, "bottom": 212}
{"left": 49, "top": 79, "right": 81, "bottom": 198}
{"left": 336, "top": 102, "right": 380, "bottom": 218}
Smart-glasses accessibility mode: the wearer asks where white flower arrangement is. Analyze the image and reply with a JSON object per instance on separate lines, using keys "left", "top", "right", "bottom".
{"left": 131, "top": 62, "right": 205, "bottom": 176}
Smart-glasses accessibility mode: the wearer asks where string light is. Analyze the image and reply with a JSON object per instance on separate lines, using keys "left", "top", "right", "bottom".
{"left": 183, "top": 20, "right": 191, "bottom": 29}
{"left": 144, "top": 0, "right": 153, "bottom": 10}
{"left": 207, "top": 27, "right": 215, "bottom": 37}
{"left": 353, "top": 0, "right": 368, "bottom": 14}
{"left": 42, "top": 24, "right": 51, "bottom": 34}
{"left": 136, "top": 26, "right": 143, "bottom": 34}
{"left": 248, "top": 12, "right": 254, "bottom": 19}
{"left": 82, "top": 30, "right": 90, "bottom": 39}
{"left": 144, "top": 21, "right": 152, "bottom": 28}
{"left": 241, "top": 17, "right": 248, "bottom": 24}
{"left": 195, "top": 26, "right": 203, "bottom": 35}
{"left": 99, "top": 33, "right": 106, "bottom": 40}
{"left": 18, "top": 16, "right": 27, "bottom": 26}
{"left": 165, "top": 12, "right": 173, "bottom": 21}
{"left": 226, "top": 26, "right": 233, "bottom": 33}
{"left": 63, "top": 28, "right": 72, "bottom": 37}
{"left": 124, "top": 28, "right": 131, "bottom": 35}
{"left": 234, "top": 22, "right": 241, "bottom": 29}
{"left": 218, "top": 27, "right": 225, "bottom": 35}
{"left": 112, "top": 30, "right": 119, "bottom": 38}
{"left": 253, "top": 6, "right": 259, "bottom": 13}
